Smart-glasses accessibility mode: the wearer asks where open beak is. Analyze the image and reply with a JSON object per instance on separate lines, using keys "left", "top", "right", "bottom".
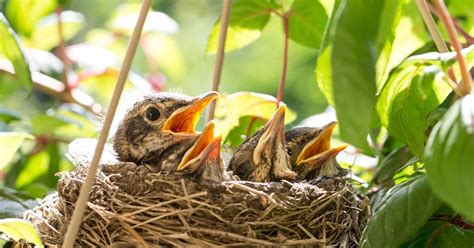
{"left": 296, "top": 122, "right": 346, "bottom": 165}
{"left": 162, "top": 91, "right": 219, "bottom": 134}
{"left": 177, "top": 121, "right": 222, "bottom": 172}
{"left": 253, "top": 104, "right": 286, "bottom": 165}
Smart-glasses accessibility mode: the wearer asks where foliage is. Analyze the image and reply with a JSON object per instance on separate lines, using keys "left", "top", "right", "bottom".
{"left": 1, "top": 0, "right": 474, "bottom": 246}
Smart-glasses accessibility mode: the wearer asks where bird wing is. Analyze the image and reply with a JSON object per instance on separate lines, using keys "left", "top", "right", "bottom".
{"left": 67, "top": 138, "right": 118, "bottom": 166}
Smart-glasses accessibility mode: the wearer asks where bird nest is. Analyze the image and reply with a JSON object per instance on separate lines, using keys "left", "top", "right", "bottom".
{"left": 25, "top": 158, "right": 369, "bottom": 247}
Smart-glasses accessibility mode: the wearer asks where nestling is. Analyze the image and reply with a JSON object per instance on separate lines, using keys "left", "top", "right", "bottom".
{"left": 176, "top": 121, "right": 226, "bottom": 183}
{"left": 113, "top": 91, "right": 219, "bottom": 171}
{"left": 285, "top": 122, "right": 348, "bottom": 180}
{"left": 228, "top": 104, "right": 296, "bottom": 182}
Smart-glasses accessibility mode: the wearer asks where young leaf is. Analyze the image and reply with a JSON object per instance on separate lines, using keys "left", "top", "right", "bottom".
{"left": 319, "top": 0, "right": 404, "bottom": 150}
{"left": 425, "top": 94, "right": 474, "bottom": 221}
{"left": 361, "top": 175, "right": 442, "bottom": 248}
{"left": 0, "top": 218, "right": 43, "bottom": 247}
{"left": 0, "top": 14, "right": 32, "bottom": 91}
{"left": 5, "top": 0, "right": 56, "bottom": 36}
{"left": 30, "top": 11, "right": 85, "bottom": 51}
{"left": 288, "top": 0, "right": 328, "bottom": 48}
{"left": 214, "top": 92, "right": 296, "bottom": 139}
{"left": 207, "top": 0, "right": 273, "bottom": 54}
{"left": 376, "top": 64, "right": 451, "bottom": 157}
{"left": 0, "top": 132, "right": 34, "bottom": 170}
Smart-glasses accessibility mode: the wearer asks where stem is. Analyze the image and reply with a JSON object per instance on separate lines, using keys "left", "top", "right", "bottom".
{"left": 415, "top": 0, "right": 457, "bottom": 83}
{"left": 62, "top": 0, "right": 152, "bottom": 246}
{"left": 206, "top": 0, "right": 232, "bottom": 123}
{"left": 56, "top": 7, "right": 70, "bottom": 90}
{"left": 434, "top": 0, "right": 473, "bottom": 95}
{"left": 277, "top": 13, "right": 289, "bottom": 106}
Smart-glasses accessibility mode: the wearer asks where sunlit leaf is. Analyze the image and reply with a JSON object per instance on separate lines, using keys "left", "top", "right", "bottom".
{"left": 25, "top": 48, "right": 63, "bottom": 74}
{"left": 288, "top": 0, "right": 328, "bottom": 48}
{"left": 0, "top": 132, "right": 34, "bottom": 170}
{"left": 316, "top": 0, "right": 404, "bottom": 150}
{"left": 224, "top": 116, "right": 266, "bottom": 147}
{"left": 5, "top": 0, "right": 56, "bottom": 36}
{"left": 77, "top": 67, "right": 152, "bottom": 105}
{"left": 207, "top": 0, "right": 273, "bottom": 54}
{"left": 425, "top": 94, "right": 474, "bottom": 221}
{"left": 377, "top": 1, "right": 429, "bottom": 92}
{"left": 0, "top": 218, "right": 43, "bottom": 247}
{"left": 361, "top": 175, "right": 442, "bottom": 248}
{"left": 0, "top": 14, "right": 32, "bottom": 91}
{"left": 377, "top": 65, "right": 451, "bottom": 157}
{"left": 108, "top": 3, "right": 178, "bottom": 35}
{"left": 31, "top": 10, "right": 85, "bottom": 50}
{"left": 214, "top": 92, "right": 297, "bottom": 140}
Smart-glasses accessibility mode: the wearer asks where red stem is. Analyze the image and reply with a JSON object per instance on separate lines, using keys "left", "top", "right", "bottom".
{"left": 434, "top": 0, "right": 473, "bottom": 95}
{"left": 277, "top": 14, "right": 289, "bottom": 106}
{"left": 56, "top": 7, "right": 70, "bottom": 91}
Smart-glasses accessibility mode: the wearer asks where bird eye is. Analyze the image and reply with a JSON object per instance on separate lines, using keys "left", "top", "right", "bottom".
{"left": 287, "top": 148, "right": 293, "bottom": 156}
{"left": 145, "top": 107, "right": 160, "bottom": 121}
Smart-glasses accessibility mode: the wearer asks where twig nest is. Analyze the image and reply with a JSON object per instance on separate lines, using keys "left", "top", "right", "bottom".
{"left": 25, "top": 159, "right": 369, "bottom": 247}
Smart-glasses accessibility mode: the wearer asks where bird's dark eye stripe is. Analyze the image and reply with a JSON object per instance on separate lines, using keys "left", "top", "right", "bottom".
{"left": 145, "top": 107, "right": 160, "bottom": 121}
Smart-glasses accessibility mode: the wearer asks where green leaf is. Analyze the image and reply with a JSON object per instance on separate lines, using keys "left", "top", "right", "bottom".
{"left": 224, "top": 115, "right": 266, "bottom": 147}
{"left": 288, "top": 0, "right": 328, "bottom": 48}
{"left": 214, "top": 92, "right": 297, "bottom": 140}
{"left": 372, "top": 146, "right": 411, "bottom": 185}
{"left": 5, "top": 0, "right": 56, "bottom": 36}
{"left": 317, "top": 0, "right": 404, "bottom": 150}
{"left": 31, "top": 114, "right": 69, "bottom": 136}
{"left": 376, "top": 0, "right": 429, "bottom": 92}
{"left": 376, "top": 64, "right": 451, "bottom": 157}
{"left": 361, "top": 175, "right": 442, "bottom": 248}
{"left": 15, "top": 151, "right": 50, "bottom": 190}
{"left": 0, "top": 14, "right": 33, "bottom": 91}
{"left": 0, "top": 109, "right": 21, "bottom": 124}
{"left": 207, "top": 0, "right": 272, "bottom": 54}
{"left": 0, "top": 218, "right": 43, "bottom": 247}
{"left": 402, "top": 220, "right": 474, "bottom": 247}
{"left": 31, "top": 10, "right": 85, "bottom": 50}
{"left": 425, "top": 94, "right": 474, "bottom": 221}
{"left": 0, "top": 132, "right": 34, "bottom": 170}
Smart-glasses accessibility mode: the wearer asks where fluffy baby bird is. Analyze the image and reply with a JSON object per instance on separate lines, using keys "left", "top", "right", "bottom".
{"left": 113, "top": 91, "right": 219, "bottom": 171}
{"left": 285, "top": 122, "right": 348, "bottom": 180}
{"left": 176, "top": 121, "right": 225, "bottom": 183}
{"left": 228, "top": 104, "right": 296, "bottom": 182}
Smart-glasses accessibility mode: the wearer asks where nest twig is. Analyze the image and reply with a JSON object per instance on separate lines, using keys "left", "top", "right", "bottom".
{"left": 25, "top": 159, "right": 369, "bottom": 247}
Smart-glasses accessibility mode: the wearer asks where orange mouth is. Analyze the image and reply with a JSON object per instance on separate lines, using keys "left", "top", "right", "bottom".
{"left": 162, "top": 91, "right": 219, "bottom": 134}
{"left": 177, "top": 121, "right": 222, "bottom": 171}
{"left": 296, "top": 122, "right": 346, "bottom": 165}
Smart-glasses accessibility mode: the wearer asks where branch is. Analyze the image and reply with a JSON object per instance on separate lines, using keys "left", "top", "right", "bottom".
{"left": 434, "top": 0, "right": 473, "bottom": 95}
{"left": 206, "top": 0, "right": 232, "bottom": 123}
{"left": 62, "top": 0, "right": 152, "bottom": 246}
{"left": 0, "top": 59, "right": 101, "bottom": 115}
{"left": 276, "top": 13, "right": 289, "bottom": 106}
{"left": 55, "top": 7, "right": 71, "bottom": 89}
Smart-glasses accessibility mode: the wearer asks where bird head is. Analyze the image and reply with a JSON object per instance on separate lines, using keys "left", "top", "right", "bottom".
{"left": 229, "top": 104, "right": 295, "bottom": 182}
{"left": 113, "top": 91, "right": 219, "bottom": 164}
{"left": 176, "top": 120, "right": 224, "bottom": 183}
{"left": 285, "top": 122, "right": 348, "bottom": 178}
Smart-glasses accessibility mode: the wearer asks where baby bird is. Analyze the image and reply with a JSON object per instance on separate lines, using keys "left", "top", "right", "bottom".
{"left": 113, "top": 91, "right": 219, "bottom": 171}
{"left": 176, "top": 121, "right": 225, "bottom": 183}
{"left": 285, "top": 122, "right": 348, "bottom": 180}
{"left": 228, "top": 104, "right": 296, "bottom": 182}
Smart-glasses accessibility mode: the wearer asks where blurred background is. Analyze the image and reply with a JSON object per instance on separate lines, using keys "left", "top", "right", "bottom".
{"left": 0, "top": 0, "right": 328, "bottom": 205}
